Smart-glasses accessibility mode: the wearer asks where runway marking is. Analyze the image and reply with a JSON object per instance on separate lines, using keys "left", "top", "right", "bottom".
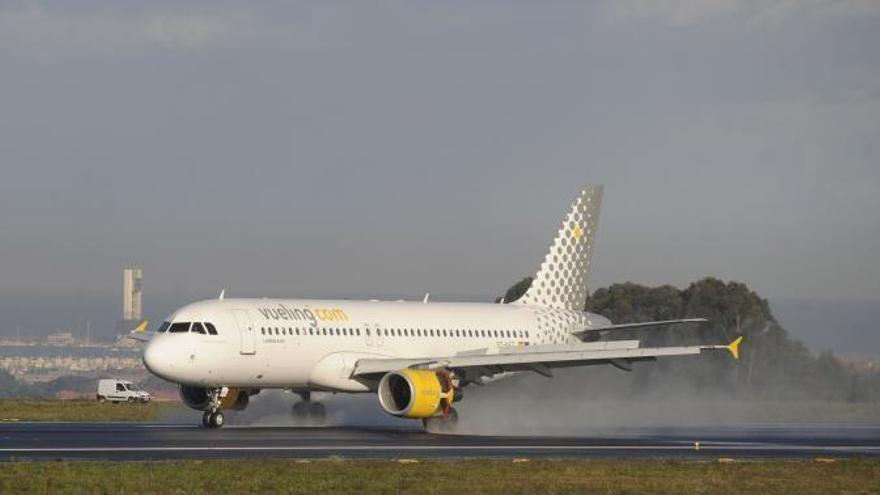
{"left": 1, "top": 445, "right": 878, "bottom": 453}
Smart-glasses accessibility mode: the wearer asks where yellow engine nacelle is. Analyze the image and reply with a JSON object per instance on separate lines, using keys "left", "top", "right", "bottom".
{"left": 377, "top": 369, "right": 454, "bottom": 419}
{"left": 219, "top": 388, "right": 250, "bottom": 411}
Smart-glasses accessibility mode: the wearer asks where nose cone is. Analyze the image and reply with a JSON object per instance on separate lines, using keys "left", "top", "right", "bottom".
{"left": 143, "top": 338, "right": 175, "bottom": 382}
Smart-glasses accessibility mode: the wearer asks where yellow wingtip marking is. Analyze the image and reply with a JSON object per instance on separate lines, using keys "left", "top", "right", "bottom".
{"left": 727, "top": 336, "right": 743, "bottom": 360}
{"left": 133, "top": 320, "right": 149, "bottom": 333}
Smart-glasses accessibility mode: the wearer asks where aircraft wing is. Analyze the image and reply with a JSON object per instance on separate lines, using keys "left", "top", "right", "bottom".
{"left": 352, "top": 336, "right": 742, "bottom": 383}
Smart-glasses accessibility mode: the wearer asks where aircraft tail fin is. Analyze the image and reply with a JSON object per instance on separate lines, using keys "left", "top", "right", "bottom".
{"left": 515, "top": 185, "right": 603, "bottom": 310}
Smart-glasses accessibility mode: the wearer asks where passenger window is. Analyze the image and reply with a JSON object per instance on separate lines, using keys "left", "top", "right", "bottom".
{"left": 157, "top": 322, "right": 171, "bottom": 333}
{"left": 191, "top": 323, "right": 207, "bottom": 335}
{"left": 168, "top": 322, "right": 191, "bottom": 333}
{"left": 205, "top": 323, "right": 218, "bottom": 335}
{"left": 116, "top": 383, "right": 125, "bottom": 392}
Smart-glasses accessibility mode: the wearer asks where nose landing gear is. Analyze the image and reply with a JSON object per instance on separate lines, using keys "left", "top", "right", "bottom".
{"left": 202, "top": 410, "right": 225, "bottom": 428}
{"left": 200, "top": 387, "right": 226, "bottom": 429}
{"left": 291, "top": 391, "right": 327, "bottom": 425}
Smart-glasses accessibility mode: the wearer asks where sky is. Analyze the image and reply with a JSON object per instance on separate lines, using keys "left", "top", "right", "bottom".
{"left": 0, "top": 1, "right": 878, "bottom": 336}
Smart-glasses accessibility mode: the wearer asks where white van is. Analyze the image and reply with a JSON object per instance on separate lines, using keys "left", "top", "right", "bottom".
{"left": 97, "top": 379, "right": 151, "bottom": 403}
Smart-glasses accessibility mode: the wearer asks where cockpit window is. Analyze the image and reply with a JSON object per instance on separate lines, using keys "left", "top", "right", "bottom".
{"left": 168, "top": 322, "right": 191, "bottom": 333}
{"left": 157, "top": 322, "right": 171, "bottom": 333}
{"left": 191, "top": 322, "right": 207, "bottom": 335}
{"left": 205, "top": 323, "right": 218, "bottom": 335}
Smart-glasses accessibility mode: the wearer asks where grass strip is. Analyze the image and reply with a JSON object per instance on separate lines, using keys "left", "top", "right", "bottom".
{"left": 0, "top": 400, "right": 177, "bottom": 422}
{"left": 0, "top": 458, "right": 878, "bottom": 494}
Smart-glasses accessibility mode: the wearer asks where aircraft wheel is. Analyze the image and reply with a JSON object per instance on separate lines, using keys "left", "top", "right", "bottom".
{"left": 202, "top": 411, "right": 212, "bottom": 428}
{"left": 292, "top": 401, "right": 309, "bottom": 420}
{"left": 423, "top": 408, "right": 458, "bottom": 434}
{"left": 210, "top": 411, "right": 225, "bottom": 428}
{"left": 309, "top": 402, "right": 326, "bottom": 425}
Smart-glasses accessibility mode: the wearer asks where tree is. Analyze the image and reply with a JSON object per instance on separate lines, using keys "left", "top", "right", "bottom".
{"left": 496, "top": 277, "right": 533, "bottom": 304}
{"left": 498, "top": 276, "right": 880, "bottom": 401}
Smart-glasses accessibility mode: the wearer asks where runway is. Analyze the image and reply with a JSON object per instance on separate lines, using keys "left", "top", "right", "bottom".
{"left": 1, "top": 422, "right": 878, "bottom": 461}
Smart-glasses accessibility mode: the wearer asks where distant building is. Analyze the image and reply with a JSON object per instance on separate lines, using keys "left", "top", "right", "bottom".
{"left": 123, "top": 268, "right": 143, "bottom": 321}
{"left": 117, "top": 268, "right": 143, "bottom": 333}
{"left": 114, "top": 334, "right": 140, "bottom": 348}
{"left": 46, "top": 332, "right": 76, "bottom": 346}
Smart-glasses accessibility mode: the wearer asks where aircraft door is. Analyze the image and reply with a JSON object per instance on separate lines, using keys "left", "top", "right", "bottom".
{"left": 364, "top": 323, "right": 383, "bottom": 347}
{"left": 232, "top": 309, "right": 256, "bottom": 355}
{"left": 364, "top": 323, "right": 373, "bottom": 346}
{"left": 374, "top": 323, "right": 384, "bottom": 347}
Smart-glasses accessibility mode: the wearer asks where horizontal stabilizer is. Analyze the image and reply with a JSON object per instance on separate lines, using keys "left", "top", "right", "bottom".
{"left": 574, "top": 318, "right": 707, "bottom": 338}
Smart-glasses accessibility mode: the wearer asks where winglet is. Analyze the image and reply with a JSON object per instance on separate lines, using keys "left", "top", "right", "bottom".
{"left": 133, "top": 320, "right": 149, "bottom": 333}
{"left": 727, "top": 336, "right": 743, "bottom": 360}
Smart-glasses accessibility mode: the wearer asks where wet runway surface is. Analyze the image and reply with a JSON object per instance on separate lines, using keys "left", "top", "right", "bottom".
{"left": 1, "top": 422, "right": 878, "bottom": 461}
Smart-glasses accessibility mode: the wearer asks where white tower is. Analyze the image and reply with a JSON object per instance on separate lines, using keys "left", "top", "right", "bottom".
{"left": 123, "top": 268, "right": 143, "bottom": 321}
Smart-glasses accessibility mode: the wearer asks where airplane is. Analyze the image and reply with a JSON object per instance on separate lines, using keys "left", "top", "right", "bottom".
{"left": 142, "top": 185, "right": 741, "bottom": 430}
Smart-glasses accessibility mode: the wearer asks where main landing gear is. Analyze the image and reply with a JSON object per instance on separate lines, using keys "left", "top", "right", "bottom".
{"left": 291, "top": 391, "right": 327, "bottom": 425}
{"left": 423, "top": 407, "right": 458, "bottom": 434}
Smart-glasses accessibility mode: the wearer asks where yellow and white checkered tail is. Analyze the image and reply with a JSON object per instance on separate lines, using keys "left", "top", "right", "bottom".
{"left": 515, "top": 185, "right": 603, "bottom": 310}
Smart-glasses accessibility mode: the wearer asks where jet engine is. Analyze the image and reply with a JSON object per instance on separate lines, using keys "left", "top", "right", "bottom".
{"left": 179, "top": 385, "right": 212, "bottom": 410}
{"left": 179, "top": 386, "right": 252, "bottom": 411}
{"left": 377, "top": 369, "right": 455, "bottom": 418}
{"left": 221, "top": 389, "right": 251, "bottom": 411}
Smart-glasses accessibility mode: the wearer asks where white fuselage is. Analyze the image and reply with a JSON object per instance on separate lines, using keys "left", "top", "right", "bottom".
{"left": 142, "top": 298, "right": 610, "bottom": 392}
